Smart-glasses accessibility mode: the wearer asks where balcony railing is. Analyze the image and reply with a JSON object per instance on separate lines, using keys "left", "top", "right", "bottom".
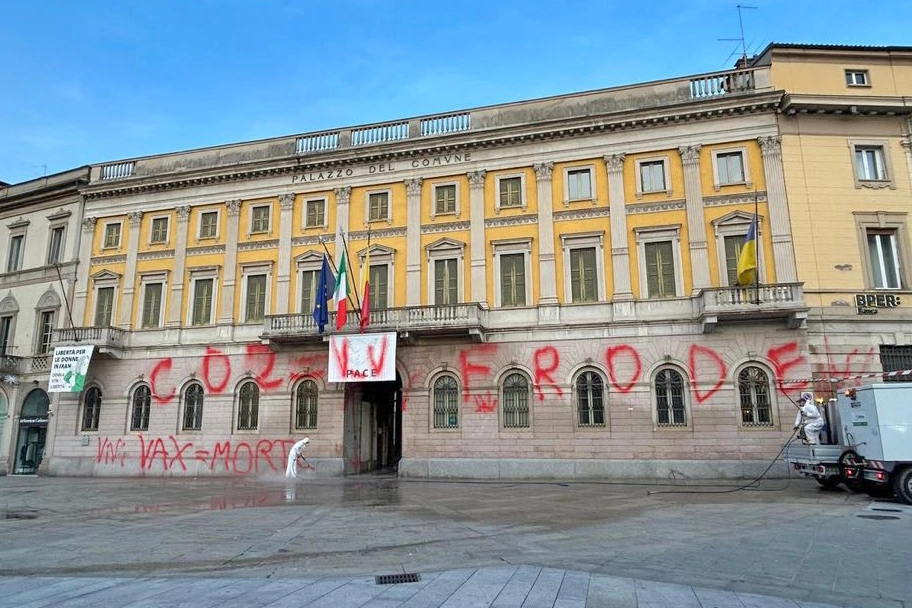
{"left": 53, "top": 326, "right": 126, "bottom": 350}
{"left": 698, "top": 283, "right": 808, "bottom": 333}
{"left": 0, "top": 347, "right": 22, "bottom": 374}
{"left": 264, "top": 304, "right": 487, "bottom": 342}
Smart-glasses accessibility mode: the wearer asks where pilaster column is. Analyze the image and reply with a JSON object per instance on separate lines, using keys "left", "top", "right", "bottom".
{"left": 679, "top": 145, "right": 711, "bottom": 292}
{"left": 167, "top": 206, "right": 191, "bottom": 327}
{"left": 275, "top": 194, "right": 295, "bottom": 314}
{"left": 604, "top": 154, "right": 633, "bottom": 300}
{"left": 534, "top": 162, "right": 558, "bottom": 306}
{"left": 73, "top": 217, "right": 97, "bottom": 325}
{"left": 218, "top": 200, "right": 242, "bottom": 324}
{"left": 758, "top": 136, "right": 797, "bottom": 283}
{"left": 405, "top": 178, "right": 423, "bottom": 306}
{"left": 467, "top": 170, "right": 487, "bottom": 304}
{"left": 118, "top": 211, "right": 143, "bottom": 328}
{"left": 333, "top": 186, "right": 352, "bottom": 257}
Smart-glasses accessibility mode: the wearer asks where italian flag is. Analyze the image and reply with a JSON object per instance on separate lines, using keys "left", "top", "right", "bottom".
{"left": 333, "top": 249, "right": 349, "bottom": 330}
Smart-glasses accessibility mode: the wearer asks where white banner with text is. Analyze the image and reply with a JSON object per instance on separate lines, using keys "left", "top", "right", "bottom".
{"left": 49, "top": 344, "right": 95, "bottom": 392}
{"left": 327, "top": 332, "right": 396, "bottom": 382}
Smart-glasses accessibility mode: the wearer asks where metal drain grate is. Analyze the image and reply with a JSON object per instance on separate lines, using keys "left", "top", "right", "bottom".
{"left": 375, "top": 573, "right": 421, "bottom": 585}
{"left": 857, "top": 514, "right": 900, "bottom": 520}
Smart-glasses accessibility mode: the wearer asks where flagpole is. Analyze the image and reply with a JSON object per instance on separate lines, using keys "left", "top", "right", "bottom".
{"left": 339, "top": 230, "right": 361, "bottom": 311}
{"left": 753, "top": 189, "right": 760, "bottom": 305}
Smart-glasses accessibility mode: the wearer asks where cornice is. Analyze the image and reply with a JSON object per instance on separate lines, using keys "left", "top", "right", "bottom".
{"left": 420, "top": 220, "right": 471, "bottom": 234}
{"left": 82, "top": 93, "right": 784, "bottom": 201}
{"left": 238, "top": 239, "right": 280, "bottom": 252}
{"left": 553, "top": 207, "right": 610, "bottom": 221}
{"left": 485, "top": 214, "right": 540, "bottom": 228}
{"left": 90, "top": 254, "right": 127, "bottom": 265}
{"left": 349, "top": 227, "right": 408, "bottom": 240}
{"left": 187, "top": 244, "right": 226, "bottom": 256}
{"left": 626, "top": 200, "right": 687, "bottom": 214}
{"left": 138, "top": 249, "right": 176, "bottom": 261}
{"left": 703, "top": 191, "right": 769, "bottom": 207}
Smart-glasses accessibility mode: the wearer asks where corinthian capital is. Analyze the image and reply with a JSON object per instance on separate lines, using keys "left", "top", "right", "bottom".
{"left": 176, "top": 205, "right": 192, "bottom": 222}
{"left": 758, "top": 135, "right": 782, "bottom": 156}
{"left": 467, "top": 170, "right": 486, "bottom": 189}
{"left": 603, "top": 154, "right": 626, "bottom": 173}
{"left": 227, "top": 199, "right": 242, "bottom": 216}
{"left": 678, "top": 145, "right": 702, "bottom": 164}
{"left": 82, "top": 216, "right": 97, "bottom": 232}
{"left": 334, "top": 186, "right": 352, "bottom": 205}
{"left": 405, "top": 177, "right": 423, "bottom": 197}
{"left": 128, "top": 211, "right": 143, "bottom": 227}
{"left": 534, "top": 162, "right": 554, "bottom": 182}
{"left": 279, "top": 193, "right": 295, "bottom": 210}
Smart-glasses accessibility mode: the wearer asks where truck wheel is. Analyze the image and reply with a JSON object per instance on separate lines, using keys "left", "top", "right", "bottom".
{"left": 839, "top": 450, "right": 865, "bottom": 493}
{"left": 814, "top": 475, "right": 841, "bottom": 490}
{"left": 892, "top": 467, "right": 912, "bottom": 505}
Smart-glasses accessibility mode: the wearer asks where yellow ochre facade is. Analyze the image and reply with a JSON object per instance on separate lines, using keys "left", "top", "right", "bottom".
{"left": 2, "top": 43, "right": 910, "bottom": 480}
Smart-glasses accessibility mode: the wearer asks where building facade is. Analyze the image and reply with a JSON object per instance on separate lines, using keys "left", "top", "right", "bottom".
{"left": 756, "top": 45, "right": 912, "bottom": 392}
{"left": 9, "top": 44, "right": 909, "bottom": 480}
{"left": 0, "top": 168, "right": 88, "bottom": 474}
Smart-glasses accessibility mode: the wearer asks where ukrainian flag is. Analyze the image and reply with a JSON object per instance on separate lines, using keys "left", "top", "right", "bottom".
{"left": 737, "top": 216, "right": 758, "bottom": 286}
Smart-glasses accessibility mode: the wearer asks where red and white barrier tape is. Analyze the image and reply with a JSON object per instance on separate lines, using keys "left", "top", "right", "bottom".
{"left": 779, "top": 369, "right": 912, "bottom": 385}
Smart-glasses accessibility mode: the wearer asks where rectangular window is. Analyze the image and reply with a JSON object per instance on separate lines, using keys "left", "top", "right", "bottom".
{"left": 305, "top": 199, "right": 325, "bottom": 228}
{"left": 245, "top": 274, "right": 268, "bottom": 322}
{"left": 499, "top": 177, "right": 523, "bottom": 208}
{"left": 855, "top": 146, "right": 887, "bottom": 181}
{"left": 368, "top": 192, "right": 389, "bottom": 221}
{"left": 567, "top": 168, "right": 592, "bottom": 201}
{"left": 644, "top": 241, "right": 676, "bottom": 298}
{"left": 500, "top": 253, "right": 526, "bottom": 307}
{"left": 845, "top": 70, "right": 869, "bottom": 86}
{"left": 867, "top": 229, "right": 902, "bottom": 289}
{"left": 47, "top": 226, "right": 65, "bottom": 264}
{"left": 435, "top": 184, "right": 457, "bottom": 215}
{"left": 724, "top": 235, "right": 745, "bottom": 287}
{"left": 370, "top": 265, "right": 389, "bottom": 309}
{"left": 191, "top": 278, "right": 214, "bottom": 325}
{"left": 251, "top": 205, "right": 270, "bottom": 233}
{"left": 150, "top": 217, "right": 169, "bottom": 243}
{"left": 103, "top": 223, "right": 121, "bottom": 248}
{"left": 570, "top": 247, "right": 597, "bottom": 303}
{"left": 141, "top": 283, "right": 163, "bottom": 328}
{"left": 640, "top": 160, "right": 666, "bottom": 193}
{"left": 434, "top": 258, "right": 458, "bottom": 305}
{"left": 300, "top": 269, "right": 318, "bottom": 313}
{"left": 199, "top": 211, "right": 218, "bottom": 239}
{"left": 880, "top": 345, "right": 912, "bottom": 383}
{"left": 6, "top": 235, "right": 23, "bottom": 272}
{"left": 94, "top": 287, "right": 115, "bottom": 327}
{"left": 37, "top": 311, "right": 55, "bottom": 355}
{"left": 0, "top": 315, "right": 12, "bottom": 355}
{"left": 716, "top": 152, "right": 745, "bottom": 185}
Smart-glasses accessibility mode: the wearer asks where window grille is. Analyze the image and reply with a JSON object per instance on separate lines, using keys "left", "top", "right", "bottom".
{"left": 82, "top": 387, "right": 102, "bottom": 431}
{"left": 655, "top": 369, "right": 686, "bottom": 426}
{"left": 238, "top": 381, "right": 259, "bottom": 430}
{"left": 880, "top": 345, "right": 912, "bottom": 383}
{"left": 502, "top": 373, "right": 530, "bottom": 428}
{"left": 433, "top": 374, "right": 460, "bottom": 429}
{"left": 738, "top": 366, "right": 773, "bottom": 426}
{"left": 577, "top": 370, "right": 605, "bottom": 427}
{"left": 183, "top": 383, "right": 204, "bottom": 430}
{"left": 131, "top": 385, "right": 151, "bottom": 431}
{"left": 295, "top": 380, "right": 319, "bottom": 429}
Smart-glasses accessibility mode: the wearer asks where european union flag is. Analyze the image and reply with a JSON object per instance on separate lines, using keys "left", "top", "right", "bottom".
{"left": 312, "top": 255, "right": 336, "bottom": 333}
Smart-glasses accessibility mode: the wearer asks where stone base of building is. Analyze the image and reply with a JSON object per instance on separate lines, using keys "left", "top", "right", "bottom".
{"left": 398, "top": 458, "right": 789, "bottom": 480}
{"left": 43, "top": 456, "right": 347, "bottom": 478}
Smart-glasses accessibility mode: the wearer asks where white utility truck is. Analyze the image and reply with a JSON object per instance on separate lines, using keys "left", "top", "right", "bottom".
{"left": 784, "top": 383, "right": 912, "bottom": 504}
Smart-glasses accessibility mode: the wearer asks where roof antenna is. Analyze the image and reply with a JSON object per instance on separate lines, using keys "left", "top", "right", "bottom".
{"left": 718, "top": 4, "right": 757, "bottom": 66}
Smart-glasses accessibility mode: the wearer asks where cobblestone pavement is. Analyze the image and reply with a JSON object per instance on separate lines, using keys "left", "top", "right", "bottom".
{"left": 0, "top": 474, "right": 909, "bottom": 607}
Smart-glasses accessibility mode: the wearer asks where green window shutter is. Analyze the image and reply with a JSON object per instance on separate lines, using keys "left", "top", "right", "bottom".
{"left": 142, "top": 283, "right": 162, "bottom": 328}
{"left": 193, "top": 279, "right": 213, "bottom": 325}
{"left": 501, "top": 253, "right": 525, "bottom": 306}
{"left": 645, "top": 242, "right": 675, "bottom": 298}
{"left": 301, "top": 270, "right": 317, "bottom": 312}
{"left": 724, "top": 235, "right": 742, "bottom": 286}
{"left": 246, "top": 275, "right": 267, "bottom": 322}
{"left": 370, "top": 265, "right": 388, "bottom": 309}
{"left": 94, "top": 287, "right": 114, "bottom": 327}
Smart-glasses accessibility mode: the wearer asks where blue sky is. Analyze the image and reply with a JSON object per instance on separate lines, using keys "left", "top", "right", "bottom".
{"left": 2, "top": 0, "right": 910, "bottom": 185}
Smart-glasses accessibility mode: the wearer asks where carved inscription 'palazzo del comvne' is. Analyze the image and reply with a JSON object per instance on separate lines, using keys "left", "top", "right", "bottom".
{"left": 3, "top": 43, "right": 912, "bottom": 479}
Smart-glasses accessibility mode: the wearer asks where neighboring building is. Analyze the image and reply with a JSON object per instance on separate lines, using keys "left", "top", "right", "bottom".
{"left": 755, "top": 44, "right": 912, "bottom": 393}
{"left": 0, "top": 168, "right": 88, "bottom": 474}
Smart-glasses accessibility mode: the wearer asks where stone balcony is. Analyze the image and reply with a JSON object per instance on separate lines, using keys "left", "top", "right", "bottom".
{"left": 263, "top": 304, "right": 488, "bottom": 345}
{"left": 697, "top": 283, "right": 808, "bottom": 333}
{"left": 0, "top": 347, "right": 22, "bottom": 375}
{"left": 52, "top": 326, "right": 126, "bottom": 359}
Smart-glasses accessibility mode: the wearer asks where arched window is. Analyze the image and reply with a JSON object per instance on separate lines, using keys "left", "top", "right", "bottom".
{"left": 183, "top": 382, "right": 204, "bottom": 431}
{"left": 238, "top": 381, "right": 259, "bottom": 430}
{"left": 655, "top": 368, "right": 686, "bottom": 426}
{"left": 739, "top": 366, "right": 773, "bottom": 426}
{"left": 502, "top": 372, "right": 530, "bottom": 429}
{"left": 576, "top": 370, "right": 605, "bottom": 427}
{"left": 433, "top": 374, "right": 460, "bottom": 429}
{"left": 82, "top": 386, "right": 102, "bottom": 431}
{"left": 130, "top": 385, "right": 151, "bottom": 431}
{"left": 21, "top": 389, "right": 50, "bottom": 419}
{"left": 295, "top": 380, "right": 318, "bottom": 429}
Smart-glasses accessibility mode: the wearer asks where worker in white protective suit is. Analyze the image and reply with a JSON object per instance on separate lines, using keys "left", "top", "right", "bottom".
{"left": 285, "top": 437, "right": 310, "bottom": 479}
{"left": 794, "top": 397, "right": 825, "bottom": 445}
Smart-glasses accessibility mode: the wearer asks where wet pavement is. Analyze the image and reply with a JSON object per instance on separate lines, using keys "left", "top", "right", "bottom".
{"left": 0, "top": 473, "right": 909, "bottom": 607}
